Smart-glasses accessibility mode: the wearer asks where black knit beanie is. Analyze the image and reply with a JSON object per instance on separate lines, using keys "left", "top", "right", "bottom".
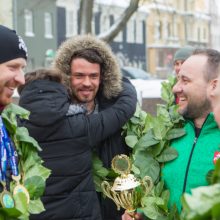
{"left": 0, "top": 25, "right": 28, "bottom": 64}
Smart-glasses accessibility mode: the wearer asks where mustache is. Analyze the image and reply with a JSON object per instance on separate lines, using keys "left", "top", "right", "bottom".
{"left": 78, "top": 86, "right": 93, "bottom": 90}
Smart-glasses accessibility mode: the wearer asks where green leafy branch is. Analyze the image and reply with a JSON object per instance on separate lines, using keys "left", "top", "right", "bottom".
{"left": 0, "top": 103, "right": 51, "bottom": 220}
{"left": 121, "top": 77, "right": 185, "bottom": 219}
{"left": 181, "top": 159, "right": 220, "bottom": 220}
{"left": 93, "top": 76, "right": 185, "bottom": 219}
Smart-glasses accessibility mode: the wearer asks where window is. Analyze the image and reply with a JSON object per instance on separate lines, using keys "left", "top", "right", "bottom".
{"left": 187, "top": 22, "right": 193, "bottom": 40}
{"left": 203, "top": 27, "right": 206, "bottom": 41}
{"left": 44, "top": 12, "right": 53, "bottom": 38}
{"left": 112, "top": 15, "right": 123, "bottom": 42}
{"left": 197, "top": 27, "right": 200, "bottom": 41}
{"left": 167, "top": 22, "right": 171, "bottom": 37}
{"left": 154, "top": 21, "right": 162, "bottom": 40}
{"left": 136, "top": 19, "right": 143, "bottom": 44}
{"left": 66, "top": 10, "right": 77, "bottom": 37}
{"left": 163, "top": 20, "right": 168, "bottom": 38}
{"left": 188, "top": 0, "right": 195, "bottom": 11}
{"left": 127, "top": 19, "right": 135, "bottom": 43}
{"left": 24, "top": 9, "right": 34, "bottom": 36}
{"left": 100, "top": 14, "right": 110, "bottom": 33}
{"left": 173, "top": 20, "right": 178, "bottom": 38}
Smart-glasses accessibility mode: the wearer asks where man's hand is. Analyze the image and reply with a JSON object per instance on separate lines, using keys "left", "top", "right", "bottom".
{"left": 122, "top": 211, "right": 144, "bottom": 220}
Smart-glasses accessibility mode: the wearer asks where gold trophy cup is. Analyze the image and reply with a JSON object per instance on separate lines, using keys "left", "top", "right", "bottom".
{"left": 101, "top": 154, "right": 153, "bottom": 218}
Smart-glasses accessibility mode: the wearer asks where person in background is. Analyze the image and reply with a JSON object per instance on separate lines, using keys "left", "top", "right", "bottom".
{"left": 173, "top": 46, "right": 195, "bottom": 75}
{"left": 53, "top": 35, "right": 137, "bottom": 220}
{"left": 122, "top": 48, "right": 220, "bottom": 220}
{"left": 18, "top": 68, "right": 137, "bottom": 220}
{"left": 173, "top": 46, "right": 195, "bottom": 104}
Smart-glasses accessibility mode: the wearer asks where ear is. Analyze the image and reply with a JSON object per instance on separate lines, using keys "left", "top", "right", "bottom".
{"left": 208, "top": 78, "right": 218, "bottom": 97}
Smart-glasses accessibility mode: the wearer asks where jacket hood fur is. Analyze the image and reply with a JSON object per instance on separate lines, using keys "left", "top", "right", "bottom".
{"left": 53, "top": 35, "right": 122, "bottom": 99}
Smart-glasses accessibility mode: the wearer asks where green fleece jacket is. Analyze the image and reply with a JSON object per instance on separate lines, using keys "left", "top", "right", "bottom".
{"left": 162, "top": 113, "right": 220, "bottom": 212}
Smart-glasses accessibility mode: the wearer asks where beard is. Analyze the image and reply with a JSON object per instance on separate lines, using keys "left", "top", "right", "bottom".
{"left": 180, "top": 97, "right": 212, "bottom": 120}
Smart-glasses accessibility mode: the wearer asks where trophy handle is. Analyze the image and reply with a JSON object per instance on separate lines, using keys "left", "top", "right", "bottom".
{"left": 101, "top": 181, "right": 121, "bottom": 210}
{"left": 101, "top": 181, "right": 113, "bottom": 199}
{"left": 142, "top": 176, "right": 153, "bottom": 194}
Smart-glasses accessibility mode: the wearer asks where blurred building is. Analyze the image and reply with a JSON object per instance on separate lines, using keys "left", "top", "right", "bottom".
{"left": 56, "top": 0, "right": 148, "bottom": 69}
{"left": 0, "top": 0, "right": 148, "bottom": 71}
{"left": 0, "top": 0, "right": 219, "bottom": 77}
{"left": 209, "top": 0, "right": 220, "bottom": 50}
{"left": 0, "top": 0, "right": 13, "bottom": 28}
{"left": 94, "top": 0, "right": 148, "bottom": 69}
{"left": 13, "top": 0, "right": 57, "bottom": 70}
{"left": 56, "top": 0, "right": 79, "bottom": 46}
{"left": 145, "top": 0, "right": 211, "bottom": 78}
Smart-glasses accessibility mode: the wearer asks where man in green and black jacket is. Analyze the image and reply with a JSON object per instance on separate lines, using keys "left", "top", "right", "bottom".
{"left": 163, "top": 48, "right": 220, "bottom": 212}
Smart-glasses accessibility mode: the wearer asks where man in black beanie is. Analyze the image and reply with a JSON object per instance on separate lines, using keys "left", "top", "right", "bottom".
{"left": 0, "top": 25, "right": 51, "bottom": 220}
{"left": 0, "top": 25, "right": 27, "bottom": 108}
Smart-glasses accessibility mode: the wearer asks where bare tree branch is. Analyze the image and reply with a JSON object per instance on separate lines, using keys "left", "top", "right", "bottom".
{"left": 98, "top": 0, "right": 141, "bottom": 43}
{"left": 79, "top": 0, "right": 94, "bottom": 34}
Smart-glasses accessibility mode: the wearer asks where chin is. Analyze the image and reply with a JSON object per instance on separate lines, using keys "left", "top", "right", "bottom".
{"left": 81, "top": 96, "right": 94, "bottom": 102}
{"left": 178, "top": 108, "right": 186, "bottom": 117}
{"left": 0, "top": 98, "right": 12, "bottom": 106}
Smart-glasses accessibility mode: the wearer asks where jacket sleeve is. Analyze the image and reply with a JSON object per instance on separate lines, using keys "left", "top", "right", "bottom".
{"left": 87, "top": 79, "right": 137, "bottom": 146}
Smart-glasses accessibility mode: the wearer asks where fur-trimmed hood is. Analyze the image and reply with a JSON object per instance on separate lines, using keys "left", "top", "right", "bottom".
{"left": 53, "top": 35, "right": 122, "bottom": 99}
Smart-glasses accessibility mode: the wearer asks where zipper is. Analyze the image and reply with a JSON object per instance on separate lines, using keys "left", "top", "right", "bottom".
{"left": 182, "top": 114, "right": 211, "bottom": 194}
{"left": 182, "top": 137, "right": 197, "bottom": 194}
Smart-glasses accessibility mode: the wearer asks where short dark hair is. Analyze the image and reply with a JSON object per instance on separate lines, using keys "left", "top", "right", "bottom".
{"left": 18, "top": 68, "right": 71, "bottom": 95}
{"left": 71, "top": 48, "right": 104, "bottom": 75}
{"left": 193, "top": 48, "right": 220, "bottom": 82}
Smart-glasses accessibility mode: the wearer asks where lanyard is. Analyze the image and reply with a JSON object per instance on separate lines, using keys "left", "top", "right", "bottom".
{"left": 0, "top": 116, "right": 19, "bottom": 182}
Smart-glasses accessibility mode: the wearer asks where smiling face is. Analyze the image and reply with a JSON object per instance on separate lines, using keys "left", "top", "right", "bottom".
{"left": 173, "top": 55, "right": 212, "bottom": 127}
{"left": 174, "top": 60, "right": 185, "bottom": 75}
{"left": 70, "top": 58, "right": 101, "bottom": 111}
{"left": 0, "top": 58, "right": 26, "bottom": 106}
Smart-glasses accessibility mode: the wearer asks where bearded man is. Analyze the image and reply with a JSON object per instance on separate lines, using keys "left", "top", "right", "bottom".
{"left": 163, "top": 49, "right": 220, "bottom": 212}
{"left": 123, "top": 49, "right": 220, "bottom": 219}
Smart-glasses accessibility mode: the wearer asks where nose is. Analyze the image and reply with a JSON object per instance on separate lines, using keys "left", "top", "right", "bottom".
{"left": 82, "top": 76, "right": 92, "bottom": 86}
{"left": 15, "top": 69, "right": 25, "bottom": 85}
{"left": 176, "top": 63, "right": 182, "bottom": 74}
{"left": 172, "top": 80, "right": 181, "bottom": 94}
{"left": 175, "top": 66, "right": 181, "bottom": 75}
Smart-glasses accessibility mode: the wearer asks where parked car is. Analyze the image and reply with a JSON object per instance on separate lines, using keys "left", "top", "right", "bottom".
{"left": 121, "top": 66, "right": 155, "bottom": 80}
{"left": 130, "top": 78, "right": 164, "bottom": 99}
{"left": 120, "top": 66, "right": 164, "bottom": 106}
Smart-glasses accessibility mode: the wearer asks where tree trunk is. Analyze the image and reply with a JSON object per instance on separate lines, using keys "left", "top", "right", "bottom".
{"left": 79, "top": 0, "right": 94, "bottom": 34}
{"left": 78, "top": 0, "right": 141, "bottom": 43}
{"left": 98, "top": 0, "right": 141, "bottom": 43}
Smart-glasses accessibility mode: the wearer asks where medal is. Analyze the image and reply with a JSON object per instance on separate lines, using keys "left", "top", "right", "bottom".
{"left": 12, "top": 175, "right": 30, "bottom": 204}
{"left": 0, "top": 181, "right": 15, "bottom": 208}
{"left": 0, "top": 190, "right": 15, "bottom": 208}
{"left": 0, "top": 117, "right": 30, "bottom": 206}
